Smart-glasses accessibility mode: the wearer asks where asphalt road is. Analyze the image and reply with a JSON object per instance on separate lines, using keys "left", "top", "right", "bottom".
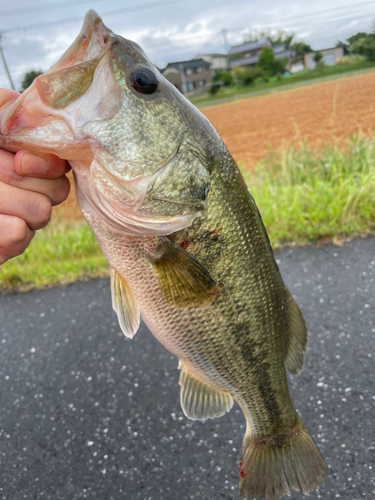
{"left": 0, "top": 237, "right": 374, "bottom": 500}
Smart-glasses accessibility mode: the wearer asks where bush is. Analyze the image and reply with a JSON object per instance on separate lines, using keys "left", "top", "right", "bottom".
{"left": 209, "top": 84, "right": 221, "bottom": 95}
{"left": 213, "top": 70, "right": 233, "bottom": 86}
{"left": 336, "top": 54, "right": 366, "bottom": 65}
{"left": 233, "top": 66, "right": 265, "bottom": 86}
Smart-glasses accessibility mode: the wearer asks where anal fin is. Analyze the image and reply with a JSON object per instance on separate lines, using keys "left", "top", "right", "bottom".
{"left": 110, "top": 268, "right": 140, "bottom": 339}
{"left": 179, "top": 362, "right": 233, "bottom": 421}
{"left": 284, "top": 290, "right": 308, "bottom": 376}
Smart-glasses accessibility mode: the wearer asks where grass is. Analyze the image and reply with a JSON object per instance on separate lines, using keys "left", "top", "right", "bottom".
{"left": 241, "top": 136, "right": 375, "bottom": 247}
{"left": 190, "top": 61, "right": 375, "bottom": 107}
{"left": 0, "top": 220, "right": 108, "bottom": 292}
{"left": 1, "top": 135, "right": 374, "bottom": 292}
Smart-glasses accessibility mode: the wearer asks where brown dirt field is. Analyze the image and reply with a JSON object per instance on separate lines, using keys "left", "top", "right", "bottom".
{"left": 54, "top": 71, "right": 375, "bottom": 222}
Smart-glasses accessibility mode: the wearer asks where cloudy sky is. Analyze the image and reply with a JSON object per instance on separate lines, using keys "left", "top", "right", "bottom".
{"left": 0, "top": 0, "right": 374, "bottom": 89}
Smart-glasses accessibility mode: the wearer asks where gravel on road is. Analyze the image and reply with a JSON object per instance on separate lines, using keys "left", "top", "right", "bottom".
{"left": 0, "top": 237, "right": 374, "bottom": 500}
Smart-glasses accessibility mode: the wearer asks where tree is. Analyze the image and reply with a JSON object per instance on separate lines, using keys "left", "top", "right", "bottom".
{"left": 336, "top": 40, "right": 349, "bottom": 55}
{"left": 233, "top": 66, "right": 264, "bottom": 86}
{"left": 347, "top": 32, "right": 370, "bottom": 45}
{"left": 292, "top": 41, "right": 312, "bottom": 57}
{"left": 313, "top": 51, "right": 324, "bottom": 68}
{"left": 349, "top": 36, "right": 375, "bottom": 60}
{"left": 20, "top": 70, "right": 43, "bottom": 92}
{"left": 258, "top": 46, "right": 276, "bottom": 75}
{"left": 213, "top": 70, "right": 233, "bottom": 86}
{"left": 243, "top": 29, "right": 294, "bottom": 47}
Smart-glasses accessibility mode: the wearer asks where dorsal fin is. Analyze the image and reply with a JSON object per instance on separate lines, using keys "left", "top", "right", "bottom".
{"left": 179, "top": 362, "right": 233, "bottom": 421}
{"left": 110, "top": 268, "right": 140, "bottom": 339}
{"left": 284, "top": 290, "right": 308, "bottom": 376}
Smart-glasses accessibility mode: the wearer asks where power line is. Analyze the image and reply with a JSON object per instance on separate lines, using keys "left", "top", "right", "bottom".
{"left": 1, "top": 0, "right": 187, "bottom": 33}
{"left": 2, "top": 0, "right": 373, "bottom": 35}
{"left": 0, "top": 0, "right": 104, "bottom": 17}
{"left": 271, "top": 0, "right": 375, "bottom": 24}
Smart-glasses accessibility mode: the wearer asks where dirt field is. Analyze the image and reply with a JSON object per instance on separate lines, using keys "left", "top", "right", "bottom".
{"left": 55, "top": 71, "right": 375, "bottom": 221}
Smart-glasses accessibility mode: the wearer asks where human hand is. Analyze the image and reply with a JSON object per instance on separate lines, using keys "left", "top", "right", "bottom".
{"left": 0, "top": 89, "right": 71, "bottom": 265}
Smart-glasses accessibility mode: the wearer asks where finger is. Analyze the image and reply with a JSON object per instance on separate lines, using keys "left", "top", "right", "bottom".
{"left": 0, "top": 89, "right": 19, "bottom": 114}
{"left": 0, "top": 214, "right": 35, "bottom": 265}
{"left": 0, "top": 156, "right": 71, "bottom": 206}
{"left": 0, "top": 181, "right": 52, "bottom": 230}
{"left": 14, "top": 150, "right": 70, "bottom": 178}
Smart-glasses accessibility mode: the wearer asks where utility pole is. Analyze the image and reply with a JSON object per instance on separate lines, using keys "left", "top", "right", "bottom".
{"left": 222, "top": 29, "right": 229, "bottom": 69}
{"left": 0, "top": 34, "right": 15, "bottom": 90}
{"left": 179, "top": 63, "right": 187, "bottom": 94}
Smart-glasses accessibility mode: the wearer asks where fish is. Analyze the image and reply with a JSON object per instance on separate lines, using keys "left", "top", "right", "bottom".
{"left": 0, "top": 11, "right": 327, "bottom": 500}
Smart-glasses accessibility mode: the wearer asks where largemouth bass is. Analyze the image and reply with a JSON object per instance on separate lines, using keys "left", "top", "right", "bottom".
{"left": 0, "top": 11, "right": 327, "bottom": 499}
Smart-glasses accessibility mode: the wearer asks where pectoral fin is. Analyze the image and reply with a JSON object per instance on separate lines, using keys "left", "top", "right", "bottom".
{"left": 284, "top": 290, "right": 308, "bottom": 376}
{"left": 150, "top": 237, "right": 216, "bottom": 308}
{"left": 110, "top": 268, "right": 140, "bottom": 339}
{"left": 179, "top": 362, "right": 233, "bottom": 421}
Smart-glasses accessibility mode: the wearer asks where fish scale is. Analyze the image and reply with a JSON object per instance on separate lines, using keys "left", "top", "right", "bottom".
{"left": 0, "top": 10, "right": 327, "bottom": 500}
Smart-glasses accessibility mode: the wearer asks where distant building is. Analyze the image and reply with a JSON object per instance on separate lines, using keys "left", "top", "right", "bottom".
{"left": 303, "top": 47, "right": 344, "bottom": 69}
{"left": 228, "top": 37, "right": 294, "bottom": 69}
{"left": 193, "top": 53, "right": 227, "bottom": 74}
{"left": 162, "top": 58, "right": 212, "bottom": 94}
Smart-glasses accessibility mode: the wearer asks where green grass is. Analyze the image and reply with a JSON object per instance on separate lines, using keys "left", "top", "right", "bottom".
{"left": 1, "top": 135, "right": 374, "bottom": 291}
{"left": 241, "top": 136, "right": 375, "bottom": 247}
{"left": 190, "top": 61, "right": 375, "bottom": 107}
{"left": 0, "top": 220, "right": 108, "bottom": 292}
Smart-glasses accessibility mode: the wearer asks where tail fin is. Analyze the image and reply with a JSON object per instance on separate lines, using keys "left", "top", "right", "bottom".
{"left": 239, "top": 416, "right": 327, "bottom": 500}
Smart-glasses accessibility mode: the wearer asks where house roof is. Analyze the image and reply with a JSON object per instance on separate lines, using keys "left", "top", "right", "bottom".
{"left": 163, "top": 58, "right": 210, "bottom": 71}
{"left": 273, "top": 43, "right": 287, "bottom": 54}
{"left": 229, "top": 48, "right": 294, "bottom": 68}
{"left": 229, "top": 55, "right": 259, "bottom": 68}
{"left": 194, "top": 53, "right": 226, "bottom": 58}
{"left": 228, "top": 37, "right": 271, "bottom": 56}
{"left": 304, "top": 46, "right": 343, "bottom": 56}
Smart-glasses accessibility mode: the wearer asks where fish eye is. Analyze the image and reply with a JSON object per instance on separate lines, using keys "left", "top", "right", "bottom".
{"left": 130, "top": 67, "right": 157, "bottom": 95}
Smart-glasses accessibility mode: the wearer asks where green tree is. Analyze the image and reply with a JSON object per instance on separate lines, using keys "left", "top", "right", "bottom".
{"left": 349, "top": 36, "right": 375, "bottom": 60}
{"left": 313, "top": 51, "right": 324, "bottom": 68}
{"left": 213, "top": 70, "right": 233, "bottom": 86}
{"left": 233, "top": 66, "right": 265, "bottom": 86}
{"left": 336, "top": 40, "right": 349, "bottom": 55}
{"left": 347, "top": 32, "right": 370, "bottom": 45}
{"left": 258, "top": 46, "right": 276, "bottom": 74}
{"left": 292, "top": 41, "right": 312, "bottom": 57}
{"left": 20, "top": 70, "right": 43, "bottom": 92}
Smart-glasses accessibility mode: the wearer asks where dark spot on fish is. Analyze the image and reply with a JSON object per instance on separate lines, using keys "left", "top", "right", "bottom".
{"left": 132, "top": 51, "right": 137, "bottom": 57}
{"left": 125, "top": 46, "right": 130, "bottom": 51}
{"left": 180, "top": 240, "right": 189, "bottom": 249}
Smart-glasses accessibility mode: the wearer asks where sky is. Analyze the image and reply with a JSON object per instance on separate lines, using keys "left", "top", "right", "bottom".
{"left": 0, "top": 0, "right": 374, "bottom": 90}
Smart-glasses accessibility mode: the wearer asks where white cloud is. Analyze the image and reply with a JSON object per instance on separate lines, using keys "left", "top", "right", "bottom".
{"left": 0, "top": 0, "right": 373, "bottom": 90}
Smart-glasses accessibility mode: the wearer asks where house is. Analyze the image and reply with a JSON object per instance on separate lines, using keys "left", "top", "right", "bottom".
{"left": 303, "top": 46, "right": 344, "bottom": 69}
{"left": 228, "top": 37, "right": 294, "bottom": 69}
{"left": 193, "top": 53, "right": 227, "bottom": 74}
{"left": 162, "top": 58, "right": 212, "bottom": 94}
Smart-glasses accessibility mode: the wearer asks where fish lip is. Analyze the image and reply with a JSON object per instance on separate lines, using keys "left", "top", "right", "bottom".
{"left": 83, "top": 9, "right": 103, "bottom": 29}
